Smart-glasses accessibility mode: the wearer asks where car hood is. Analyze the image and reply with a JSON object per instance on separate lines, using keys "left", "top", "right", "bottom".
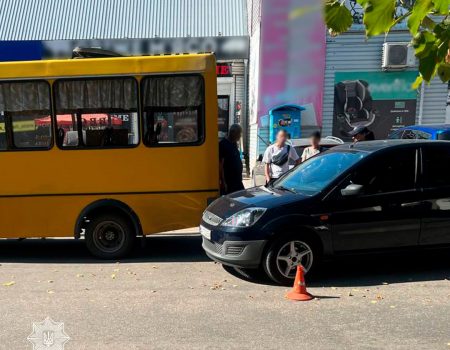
{"left": 207, "top": 186, "right": 310, "bottom": 219}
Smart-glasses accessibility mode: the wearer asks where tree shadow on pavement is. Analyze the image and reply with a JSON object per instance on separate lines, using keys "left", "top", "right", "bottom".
{"left": 0, "top": 234, "right": 209, "bottom": 264}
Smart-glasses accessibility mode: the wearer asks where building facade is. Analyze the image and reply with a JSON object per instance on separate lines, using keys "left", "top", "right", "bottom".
{"left": 248, "top": 0, "right": 449, "bottom": 168}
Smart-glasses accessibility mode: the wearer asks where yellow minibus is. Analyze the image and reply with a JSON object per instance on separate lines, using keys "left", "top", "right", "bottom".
{"left": 0, "top": 53, "right": 219, "bottom": 258}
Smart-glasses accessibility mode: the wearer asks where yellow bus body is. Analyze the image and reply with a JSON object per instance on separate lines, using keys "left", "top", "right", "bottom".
{"left": 0, "top": 54, "right": 219, "bottom": 239}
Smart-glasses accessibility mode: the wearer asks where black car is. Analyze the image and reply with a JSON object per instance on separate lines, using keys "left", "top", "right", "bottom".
{"left": 200, "top": 140, "right": 450, "bottom": 285}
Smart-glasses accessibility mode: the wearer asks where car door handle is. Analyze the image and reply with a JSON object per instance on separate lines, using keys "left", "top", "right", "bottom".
{"left": 401, "top": 201, "right": 423, "bottom": 208}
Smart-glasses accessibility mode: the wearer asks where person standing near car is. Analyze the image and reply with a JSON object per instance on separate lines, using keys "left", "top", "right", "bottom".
{"left": 348, "top": 125, "right": 375, "bottom": 142}
{"left": 263, "top": 129, "right": 300, "bottom": 186}
{"left": 219, "top": 124, "right": 244, "bottom": 195}
{"left": 301, "top": 131, "right": 323, "bottom": 162}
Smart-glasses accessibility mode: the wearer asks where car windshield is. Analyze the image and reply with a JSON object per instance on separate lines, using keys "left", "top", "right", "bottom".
{"left": 274, "top": 151, "right": 366, "bottom": 195}
{"left": 438, "top": 131, "right": 450, "bottom": 140}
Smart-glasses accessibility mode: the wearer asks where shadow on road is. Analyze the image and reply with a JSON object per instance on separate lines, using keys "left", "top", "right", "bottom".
{"left": 223, "top": 248, "right": 450, "bottom": 288}
{"left": 0, "top": 235, "right": 449, "bottom": 288}
{"left": 0, "top": 234, "right": 209, "bottom": 264}
{"left": 310, "top": 249, "right": 450, "bottom": 288}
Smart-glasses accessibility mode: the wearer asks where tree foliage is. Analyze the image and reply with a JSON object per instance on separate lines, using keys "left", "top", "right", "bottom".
{"left": 324, "top": 0, "right": 450, "bottom": 87}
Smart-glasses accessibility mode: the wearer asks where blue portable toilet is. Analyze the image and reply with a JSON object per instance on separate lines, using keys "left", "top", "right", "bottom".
{"left": 269, "top": 104, "right": 305, "bottom": 142}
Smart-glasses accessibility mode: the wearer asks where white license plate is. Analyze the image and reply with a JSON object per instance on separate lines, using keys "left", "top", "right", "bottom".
{"left": 200, "top": 225, "right": 211, "bottom": 240}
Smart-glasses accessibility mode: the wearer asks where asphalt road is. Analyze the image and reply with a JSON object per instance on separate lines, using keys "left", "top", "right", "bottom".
{"left": 1, "top": 233, "right": 450, "bottom": 350}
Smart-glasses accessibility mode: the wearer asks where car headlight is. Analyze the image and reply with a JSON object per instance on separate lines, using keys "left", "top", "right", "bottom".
{"left": 221, "top": 208, "right": 267, "bottom": 228}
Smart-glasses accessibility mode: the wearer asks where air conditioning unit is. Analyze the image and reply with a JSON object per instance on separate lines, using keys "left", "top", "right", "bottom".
{"left": 382, "top": 42, "right": 416, "bottom": 70}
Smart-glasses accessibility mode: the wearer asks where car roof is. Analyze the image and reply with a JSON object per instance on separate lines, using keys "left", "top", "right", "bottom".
{"left": 397, "top": 124, "right": 450, "bottom": 133}
{"left": 333, "top": 139, "right": 450, "bottom": 153}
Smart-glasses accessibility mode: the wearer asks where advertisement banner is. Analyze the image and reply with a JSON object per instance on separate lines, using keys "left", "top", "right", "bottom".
{"left": 332, "top": 71, "right": 418, "bottom": 141}
{"left": 43, "top": 36, "right": 249, "bottom": 61}
{"left": 258, "top": 1, "right": 326, "bottom": 131}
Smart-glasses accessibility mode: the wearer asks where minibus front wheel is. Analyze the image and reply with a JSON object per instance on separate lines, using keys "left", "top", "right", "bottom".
{"left": 85, "top": 213, "right": 135, "bottom": 259}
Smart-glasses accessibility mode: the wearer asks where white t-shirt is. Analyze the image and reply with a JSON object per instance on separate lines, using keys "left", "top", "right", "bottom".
{"left": 263, "top": 144, "right": 299, "bottom": 179}
{"left": 301, "top": 146, "right": 321, "bottom": 162}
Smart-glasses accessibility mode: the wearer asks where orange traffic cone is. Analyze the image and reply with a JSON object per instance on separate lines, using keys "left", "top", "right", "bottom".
{"left": 286, "top": 265, "right": 314, "bottom": 301}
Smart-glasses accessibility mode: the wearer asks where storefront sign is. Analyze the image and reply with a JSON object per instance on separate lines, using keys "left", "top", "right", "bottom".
{"left": 0, "top": 120, "right": 37, "bottom": 133}
{"left": 216, "top": 63, "right": 232, "bottom": 77}
{"left": 42, "top": 36, "right": 249, "bottom": 61}
{"left": 332, "top": 71, "right": 418, "bottom": 141}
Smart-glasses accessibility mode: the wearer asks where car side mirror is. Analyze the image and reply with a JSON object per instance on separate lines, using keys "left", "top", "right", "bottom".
{"left": 341, "top": 184, "right": 364, "bottom": 197}
{"left": 257, "top": 154, "right": 263, "bottom": 162}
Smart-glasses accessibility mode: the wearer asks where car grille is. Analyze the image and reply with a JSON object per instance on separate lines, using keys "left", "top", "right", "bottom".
{"left": 214, "top": 242, "right": 224, "bottom": 255}
{"left": 203, "top": 237, "right": 223, "bottom": 255}
{"left": 225, "top": 245, "right": 245, "bottom": 256}
{"left": 202, "top": 211, "right": 223, "bottom": 226}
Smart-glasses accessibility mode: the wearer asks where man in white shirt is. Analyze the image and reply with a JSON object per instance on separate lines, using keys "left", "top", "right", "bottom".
{"left": 263, "top": 129, "right": 300, "bottom": 185}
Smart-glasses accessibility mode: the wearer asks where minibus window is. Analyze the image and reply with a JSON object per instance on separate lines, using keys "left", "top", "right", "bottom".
{"left": 142, "top": 75, "right": 204, "bottom": 146}
{"left": 54, "top": 77, "right": 139, "bottom": 148}
{"left": 0, "top": 81, "right": 52, "bottom": 150}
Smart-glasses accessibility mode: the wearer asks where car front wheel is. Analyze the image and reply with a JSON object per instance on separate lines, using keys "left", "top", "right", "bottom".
{"left": 263, "top": 234, "right": 318, "bottom": 285}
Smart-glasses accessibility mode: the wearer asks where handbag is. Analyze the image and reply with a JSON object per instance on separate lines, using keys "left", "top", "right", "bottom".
{"left": 271, "top": 145, "right": 290, "bottom": 166}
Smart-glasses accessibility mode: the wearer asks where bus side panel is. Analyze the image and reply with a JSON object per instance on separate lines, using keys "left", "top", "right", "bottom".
{"left": 0, "top": 192, "right": 217, "bottom": 238}
{"left": 0, "top": 55, "right": 219, "bottom": 238}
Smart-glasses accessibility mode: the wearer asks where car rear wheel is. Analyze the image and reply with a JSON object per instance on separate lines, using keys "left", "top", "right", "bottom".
{"left": 263, "top": 234, "right": 318, "bottom": 285}
{"left": 85, "top": 214, "right": 135, "bottom": 259}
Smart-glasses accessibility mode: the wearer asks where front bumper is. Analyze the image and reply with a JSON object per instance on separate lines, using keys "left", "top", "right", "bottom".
{"left": 202, "top": 236, "right": 267, "bottom": 268}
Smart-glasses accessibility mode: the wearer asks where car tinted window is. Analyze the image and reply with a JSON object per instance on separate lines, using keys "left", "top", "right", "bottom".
{"left": 275, "top": 151, "right": 366, "bottom": 195}
{"left": 351, "top": 148, "right": 417, "bottom": 194}
{"left": 402, "top": 130, "right": 416, "bottom": 139}
{"left": 388, "top": 130, "right": 404, "bottom": 139}
{"left": 437, "top": 131, "right": 450, "bottom": 140}
{"left": 422, "top": 145, "right": 450, "bottom": 188}
{"left": 415, "top": 130, "right": 432, "bottom": 140}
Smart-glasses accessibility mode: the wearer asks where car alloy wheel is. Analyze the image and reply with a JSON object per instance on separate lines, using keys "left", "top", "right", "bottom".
{"left": 275, "top": 240, "right": 314, "bottom": 279}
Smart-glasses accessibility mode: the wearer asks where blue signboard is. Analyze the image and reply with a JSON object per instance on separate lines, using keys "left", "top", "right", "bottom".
{"left": 0, "top": 41, "right": 42, "bottom": 61}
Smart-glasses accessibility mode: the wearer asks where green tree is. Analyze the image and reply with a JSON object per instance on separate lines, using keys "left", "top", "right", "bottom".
{"left": 324, "top": 0, "right": 450, "bottom": 88}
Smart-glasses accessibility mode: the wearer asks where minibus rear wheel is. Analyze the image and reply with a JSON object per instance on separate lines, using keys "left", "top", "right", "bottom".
{"left": 85, "top": 214, "right": 135, "bottom": 259}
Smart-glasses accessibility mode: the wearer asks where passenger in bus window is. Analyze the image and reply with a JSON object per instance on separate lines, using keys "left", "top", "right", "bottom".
{"left": 219, "top": 124, "right": 244, "bottom": 195}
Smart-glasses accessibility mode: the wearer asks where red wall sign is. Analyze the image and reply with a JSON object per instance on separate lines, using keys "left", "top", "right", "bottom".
{"left": 216, "top": 63, "right": 232, "bottom": 77}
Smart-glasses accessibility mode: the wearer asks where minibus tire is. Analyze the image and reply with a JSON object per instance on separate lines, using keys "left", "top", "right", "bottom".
{"left": 85, "top": 214, "right": 135, "bottom": 259}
